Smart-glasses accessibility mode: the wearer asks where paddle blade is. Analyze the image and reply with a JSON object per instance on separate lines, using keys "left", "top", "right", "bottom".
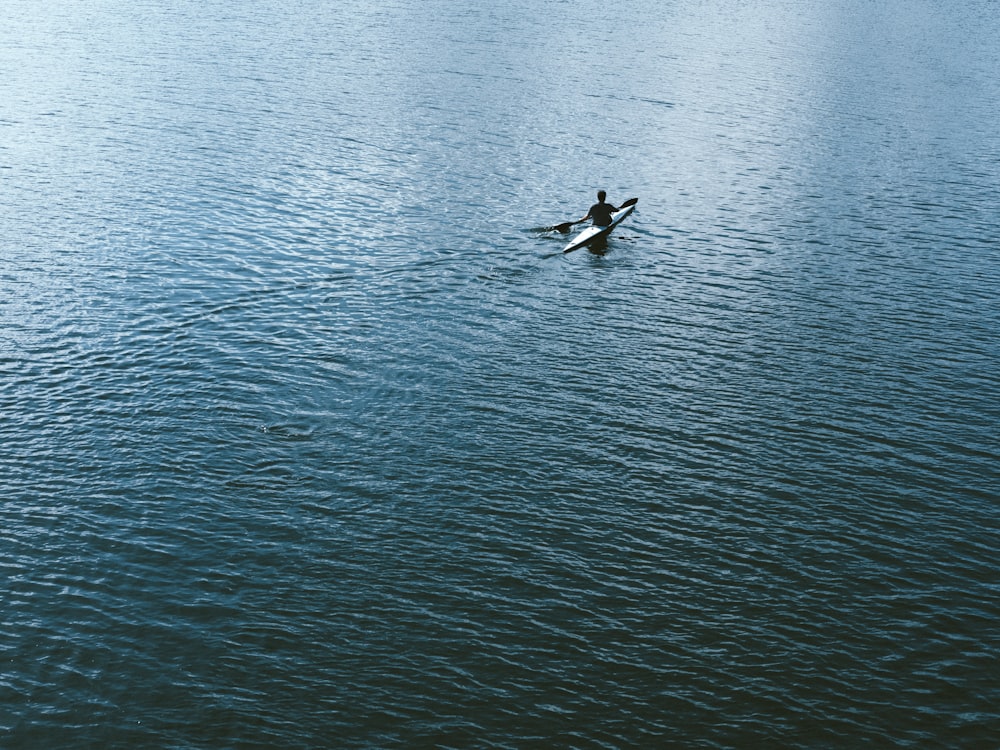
{"left": 619, "top": 197, "right": 638, "bottom": 209}
{"left": 554, "top": 222, "right": 574, "bottom": 234}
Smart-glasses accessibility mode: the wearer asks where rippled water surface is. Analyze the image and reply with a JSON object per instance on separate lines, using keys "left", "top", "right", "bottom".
{"left": 3, "top": 0, "right": 999, "bottom": 747}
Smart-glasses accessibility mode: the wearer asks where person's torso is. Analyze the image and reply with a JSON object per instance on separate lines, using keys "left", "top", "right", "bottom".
{"left": 589, "top": 201, "right": 615, "bottom": 226}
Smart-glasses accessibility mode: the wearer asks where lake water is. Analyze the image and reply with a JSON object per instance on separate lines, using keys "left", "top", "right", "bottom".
{"left": 2, "top": 0, "right": 999, "bottom": 746}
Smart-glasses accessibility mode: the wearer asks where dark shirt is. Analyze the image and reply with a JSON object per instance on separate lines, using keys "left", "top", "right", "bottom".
{"left": 588, "top": 200, "right": 618, "bottom": 226}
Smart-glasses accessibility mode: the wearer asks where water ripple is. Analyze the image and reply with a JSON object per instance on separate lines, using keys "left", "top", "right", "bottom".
{"left": 3, "top": 0, "right": 1000, "bottom": 747}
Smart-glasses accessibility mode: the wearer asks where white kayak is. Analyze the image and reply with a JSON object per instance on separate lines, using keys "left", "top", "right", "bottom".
{"left": 562, "top": 198, "right": 637, "bottom": 254}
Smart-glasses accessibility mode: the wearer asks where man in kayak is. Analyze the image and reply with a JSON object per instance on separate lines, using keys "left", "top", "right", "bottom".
{"left": 578, "top": 190, "right": 619, "bottom": 227}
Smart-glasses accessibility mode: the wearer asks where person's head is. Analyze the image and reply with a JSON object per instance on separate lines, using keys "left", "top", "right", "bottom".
{"left": 597, "top": 190, "right": 607, "bottom": 202}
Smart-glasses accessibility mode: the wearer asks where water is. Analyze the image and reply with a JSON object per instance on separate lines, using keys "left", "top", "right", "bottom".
{"left": 2, "top": 0, "right": 999, "bottom": 746}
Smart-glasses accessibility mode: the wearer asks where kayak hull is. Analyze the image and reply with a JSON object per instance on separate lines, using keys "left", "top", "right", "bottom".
{"left": 562, "top": 201, "right": 636, "bottom": 253}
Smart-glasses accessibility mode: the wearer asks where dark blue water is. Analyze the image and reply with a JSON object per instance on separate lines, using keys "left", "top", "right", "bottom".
{"left": 3, "top": 0, "right": 999, "bottom": 747}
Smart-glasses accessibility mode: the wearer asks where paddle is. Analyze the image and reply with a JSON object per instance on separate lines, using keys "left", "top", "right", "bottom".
{"left": 561, "top": 197, "right": 639, "bottom": 253}
{"left": 553, "top": 196, "right": 638, "bottom": 234}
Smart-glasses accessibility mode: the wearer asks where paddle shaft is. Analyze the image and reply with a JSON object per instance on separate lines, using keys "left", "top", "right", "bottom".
{"left": 555, "top": 197, "right": 637, "bottom": 234}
